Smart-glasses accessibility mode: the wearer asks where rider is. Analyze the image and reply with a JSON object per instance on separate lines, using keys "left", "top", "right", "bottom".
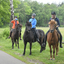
{"left": 8, "top": 16, "right": 22, "bottom": 40}
{"left": 44, "top": 12, "right": 63, "bottom": 48}
{"left": 29, "top": 13, "right": 39, "bottom": 42}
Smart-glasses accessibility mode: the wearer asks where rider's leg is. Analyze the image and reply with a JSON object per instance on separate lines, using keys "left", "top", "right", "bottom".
{"left": 56, "top": 28, "right": 63, "bottom": 48}
{"left": 31, "top": 28, "right": 35, "bottom": 42}
{"left": 31, "top": 28, "right": 39, "bottom": 42}
{"left": 44, "top": 30, "right": 50, "bottom": 46}
{"left": 8, "top": 29, "right": 13, "bottom": 38}
{"left": 35, "top": 30, "right": 39, "bottom": 42}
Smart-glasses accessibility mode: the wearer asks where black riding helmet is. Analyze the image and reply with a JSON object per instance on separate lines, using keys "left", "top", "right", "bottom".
{"left": 32, "top": 13, "right": 36, "bottom": 17}
{"left": 51, "top": 12, "right": 56, "bottom": 15}
{"left": 14, "top": 16, "right": 17, "bottom": 18}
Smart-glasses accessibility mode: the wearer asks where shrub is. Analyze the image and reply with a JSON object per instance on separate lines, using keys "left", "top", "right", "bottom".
{"left": 2, "top": 29, "right": 9, "bottom": 38}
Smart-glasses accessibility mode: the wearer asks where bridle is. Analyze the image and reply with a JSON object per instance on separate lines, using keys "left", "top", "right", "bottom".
{"left": 49, "top": 24, "right": 56, "bottom": 33}
{"left": 26, "top": 27, "right": 31, "bottom": 33}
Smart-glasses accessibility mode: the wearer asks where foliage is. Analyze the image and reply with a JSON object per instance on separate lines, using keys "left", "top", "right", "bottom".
{"left": 0, "top": 0, "right": 20, "bottom": 27}
{"left": 0, "top": 0, "right": 64, "bottom": 27}
{"left": 2, "top": 29, "right": 9, "bottom": 38}
{"left": 15, "top": 0, "right": 64, "bottom": 27}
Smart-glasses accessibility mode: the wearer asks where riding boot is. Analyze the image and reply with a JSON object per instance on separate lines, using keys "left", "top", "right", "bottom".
{"left": 60, "top": 34, "right": 63, "bottom": 48}
{"left": 56, "top": 28, "right": 63, "bottom": 48}
{"left": 31, "top": 28, "right": 36, "bottom": 42}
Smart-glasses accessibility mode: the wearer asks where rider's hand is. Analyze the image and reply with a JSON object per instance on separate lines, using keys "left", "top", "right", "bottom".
{"left": 56, "top": 25, "right": 59, "bottom": 27}
{"left": 14, "top": 18, "right": 17, "bottom": 20}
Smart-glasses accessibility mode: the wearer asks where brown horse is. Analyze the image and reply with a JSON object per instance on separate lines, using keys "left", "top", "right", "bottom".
{"left": 23, "top": 21, "right": 45, "bottom": 55}
{"left": 11, "top": 24, "right": 22, "bottom": 49}
{"left": 47, "top": 20, "right": 59, "bottom": 60}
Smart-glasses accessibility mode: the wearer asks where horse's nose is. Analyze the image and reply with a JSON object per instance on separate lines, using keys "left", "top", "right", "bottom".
{"left": 50, "top": 30, "right": 54, "bottom": 33}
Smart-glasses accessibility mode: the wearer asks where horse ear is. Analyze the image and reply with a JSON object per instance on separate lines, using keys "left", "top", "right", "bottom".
{"left": 26, "top": 21, "right": 29, "bottom": 23}
{"left": 20, "top": 24, "right": 22, "bottom": 27}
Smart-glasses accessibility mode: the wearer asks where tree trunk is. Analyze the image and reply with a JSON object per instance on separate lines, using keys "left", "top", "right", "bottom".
{"left": 9, "top": 0, "right": 14, "bottom": 31}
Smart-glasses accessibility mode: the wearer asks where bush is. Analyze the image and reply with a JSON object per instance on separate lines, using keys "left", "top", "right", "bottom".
{"left": 2, "top": 29, "right": 9, "bottom": 38}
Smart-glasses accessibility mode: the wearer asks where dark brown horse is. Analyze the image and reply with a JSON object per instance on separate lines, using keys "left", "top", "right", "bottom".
{"left": 23, "top": 21, "right": 45, "bottom": 55}
{"left": 11, "top": 24, "right": 22, "bottom": 49}
{"left": 47, "top": 20, "right": 59, "bottom": 60}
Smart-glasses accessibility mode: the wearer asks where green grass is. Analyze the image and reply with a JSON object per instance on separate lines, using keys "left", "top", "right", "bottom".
{"left": 0, "top": 27, "right": 64, "bottom": 64}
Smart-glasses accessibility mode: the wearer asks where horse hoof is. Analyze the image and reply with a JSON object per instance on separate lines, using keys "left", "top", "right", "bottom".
{"left": 23, "top": 54, "right": 25, "bottom": 56}
{"left": 53, "top": 58, "right": 55, "bottom": 60}
{"left": 56, "top": 55, "right": 58, "bottom": 56}
{"left": 29, "top": 53, "right": 31, "bottom": 55}
{"left": 50, "top": 58, "right": 52, "bottom": 60}
{"left": 20, "top": 39, "right": 22, "bottom": 40}
{"left": 18, "top": 48, "right": 19, "bottom": 49}
{"left": 40, "top": 51, "right": 42, "bottom": 53}
{"left": 22, "top": 54, "right": 25, "bottom": 56}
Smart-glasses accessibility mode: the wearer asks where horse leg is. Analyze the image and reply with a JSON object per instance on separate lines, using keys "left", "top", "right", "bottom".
{"left": 15, "top": 40, "right": 17, "bottom": 47}
{"left": 49, "top": 45, "right": 52, "bottom": 60}
{"left": 17, "top": 39, "right": 19, "bottom": 49}
{"left": 53, "top": 45, "right": 55, "bottom": 60}
{"left": 40, "top": 43, "right": 43, "bottom": 53}
{"left": 38, "top": 38, "right": 45, "bottom": 53}
{"left": 23, "top": 41, "right": 27, "bottom": 55}
{"left": 12, "top": 40, "right": 14, "bottom": 49}
{"left": 29, "top": 42, "right": 32, "bottom": 55}
{"left": 56, "top": 43, "right": 58, "bottom": 56}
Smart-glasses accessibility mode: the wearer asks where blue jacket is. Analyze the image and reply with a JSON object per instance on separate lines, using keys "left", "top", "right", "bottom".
{"left": 29, "top": 18, "right": 37, "bottom": 28}
{"left": 50, "top": 17, "right": 60, "bottom": 26}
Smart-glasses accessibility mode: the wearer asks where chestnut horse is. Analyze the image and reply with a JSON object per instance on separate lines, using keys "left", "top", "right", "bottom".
{"left": 47, "top": 20, "right": 59, "bottom": 60}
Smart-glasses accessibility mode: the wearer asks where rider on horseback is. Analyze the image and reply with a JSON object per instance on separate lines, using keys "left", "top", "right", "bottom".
{"left": 44, "top": 12, "right": 63, "bottom": 48}
{"left": 8, "top": 16, "right": 22, "bottom": 40}
{"left": 29, "top": 13, "right": 39, "bottom": 42}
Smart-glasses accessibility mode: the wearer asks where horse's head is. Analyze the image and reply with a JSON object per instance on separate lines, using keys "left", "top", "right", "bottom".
{"left": 48, "top": 20, "right": 57, "bottom": 33}
{"left": 15, "top": 24, "right": 22, "bottom": 31}
{"left": 25, "top": 21, "right": 32, "bottom": 32}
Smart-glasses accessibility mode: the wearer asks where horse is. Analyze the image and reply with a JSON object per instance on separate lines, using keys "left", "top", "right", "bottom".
{"left": 23, "top": 21, "right": 45, "bottom": 55}
{"left": 47, "top": 20, "right": 59, "bottom": 60}
{"left": 11, "top": 24, "right": 22, "bottom": 49}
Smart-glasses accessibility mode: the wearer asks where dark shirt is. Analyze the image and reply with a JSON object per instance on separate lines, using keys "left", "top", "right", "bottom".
{"left": 50, "top": 17, "right": 60, "bottom": 26}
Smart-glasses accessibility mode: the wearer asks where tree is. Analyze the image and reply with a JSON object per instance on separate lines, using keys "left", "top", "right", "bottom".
{"left": 9, "top": 0, "right": 14, "bottom": 30}
{"left": 15, "top": 1, "right": 32, "bottom": 24}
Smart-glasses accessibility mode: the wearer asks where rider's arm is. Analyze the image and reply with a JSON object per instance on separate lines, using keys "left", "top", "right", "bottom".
{"left": 56, "top": 18, "right": 60, "bottom": 27}
{"left": 32, "top": 20, "right": 37, "bottom": 28}
{"left": 29, "top": 19, "right": 32, "bottom": 22}
{"left": 11, "top": 20, "right": 15, "bottom": 23}
{"left": 17, "top": 21, "right": 19, "bottom": 24}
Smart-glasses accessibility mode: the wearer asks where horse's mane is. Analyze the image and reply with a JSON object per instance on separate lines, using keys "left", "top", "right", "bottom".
{"left": 48, "top": 20, "right": 57, "bottom": 25}
{"left": 15, "top": 24, "right": 22, "bottom": 29}
{"left": 26, "top": 21, "right": 32, "bottom": 26}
